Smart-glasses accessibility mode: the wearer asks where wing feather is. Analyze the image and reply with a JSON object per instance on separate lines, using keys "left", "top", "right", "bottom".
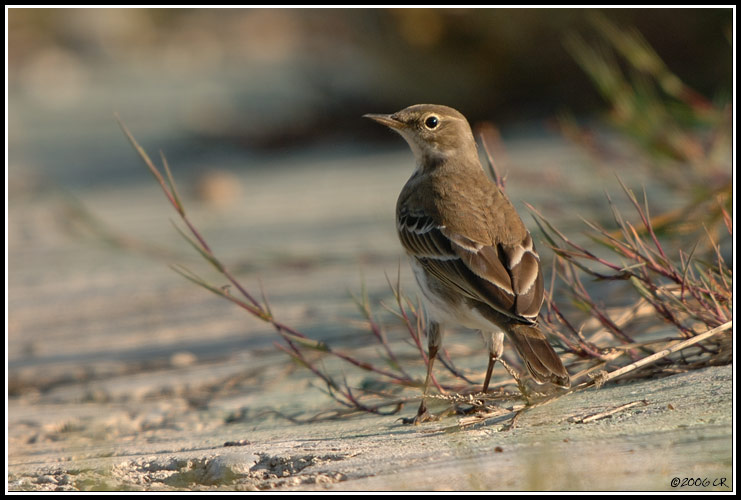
{"left": 397, "top": 211, "right": 543, "bottom": 322}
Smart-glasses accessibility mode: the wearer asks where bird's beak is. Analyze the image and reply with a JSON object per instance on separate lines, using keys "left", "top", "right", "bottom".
{"left": 363, "top": 113, "right": 405, "bottom": 130}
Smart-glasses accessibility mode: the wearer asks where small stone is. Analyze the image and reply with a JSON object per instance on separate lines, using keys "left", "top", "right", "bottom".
{"left": 170, "top": 351, "right": 197, "bottom": 368}
{"left": 193, "top": 169, "right": 242, "bottom": 208}
{"left": 202, "top": 453, "right": 260, "bottom": 485}
{"left": 56, "top": 474, "right": 72, "bottom": 485}
{"left": 224, "top": 439, "right": 251, "bottom": 447}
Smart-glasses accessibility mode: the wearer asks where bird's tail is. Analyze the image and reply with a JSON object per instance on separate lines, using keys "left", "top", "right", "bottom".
{"left": 506, "top": 323, "right": 570, "bottom": 388}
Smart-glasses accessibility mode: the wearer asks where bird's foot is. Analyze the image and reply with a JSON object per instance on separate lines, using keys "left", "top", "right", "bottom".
{"left": 499, "top": 359, "right": 535, "bottom": 403}
{"left": 401, "top": 411, "right": 440, "bottom": 425}
{"left": 401, "top": 400, "right": 440, "bottom": 425}
{"left": 453, "top": 404, "right": 481, "bottom": 416}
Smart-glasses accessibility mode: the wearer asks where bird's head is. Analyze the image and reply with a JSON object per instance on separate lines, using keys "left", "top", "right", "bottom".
{"left": 364, "top": 104, "right": 477, "bottom": 165}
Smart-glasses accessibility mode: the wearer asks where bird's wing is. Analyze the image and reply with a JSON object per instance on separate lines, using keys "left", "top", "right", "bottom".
{"left": 397, "top": 209, "right": 543, "bottom": 322}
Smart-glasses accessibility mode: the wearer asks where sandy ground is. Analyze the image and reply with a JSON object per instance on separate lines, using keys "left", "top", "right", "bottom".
{"left": 7, "top": 139, "right": 734, "bottom": 491}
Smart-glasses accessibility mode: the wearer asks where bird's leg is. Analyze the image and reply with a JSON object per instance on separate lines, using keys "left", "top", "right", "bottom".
{"left": 481, "top": 331, "right": 504, "bottom": 393}
{"left": 415, "top": 343, "right": 439, "bottom": 419}
{"left": 482, "top": 353, "right": 496, "bottom": 394}
{"left": 404, "top": 322, "right": 442, "bottom": 424}
{"left": 480, "top": 331, "right": 532, "bottom": 401}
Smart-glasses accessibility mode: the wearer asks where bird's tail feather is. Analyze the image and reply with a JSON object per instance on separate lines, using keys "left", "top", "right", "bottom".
{"left": 506, "top": 323, "right": 570, "bottom": 388}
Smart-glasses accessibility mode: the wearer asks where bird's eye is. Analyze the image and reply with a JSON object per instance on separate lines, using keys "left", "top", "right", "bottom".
{"left": 424, "top": 115, "right": 439, "bottom": 129}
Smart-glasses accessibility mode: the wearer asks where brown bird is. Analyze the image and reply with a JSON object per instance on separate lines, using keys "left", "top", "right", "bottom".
{"left": 364, "top": 104, "right": 569, "bottom": 423}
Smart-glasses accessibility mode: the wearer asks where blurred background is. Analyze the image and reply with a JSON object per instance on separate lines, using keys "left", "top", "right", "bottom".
{"left": 7, "top": 6, "right": 733, "bottom": 382}
{"left": 6, "top": 8, "right": 735, "bottom": 490}
{"left": 7, "top": 9, "right": 734, "bottom": 484}
{"left": 7, "top": 7, "right": 733, "bottom": 187}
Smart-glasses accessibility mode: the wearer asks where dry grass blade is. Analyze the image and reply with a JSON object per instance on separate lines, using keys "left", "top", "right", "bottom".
{"left": 529, "top": 167, "right": 731, "bottom": 359}
{"left": 590, "top": 321, "right": 731, "bottom": 388}
{"left": 115, "top": 115, "right": 183, "bottom": 216}
{"left": 118, "top": 114, "right": 264, "bottom": 311}
{"left": 475, "top": 122, "right": 507, "bottom": 190}
{"left": 349, "top": 280, "right": 407, "bottom": 377}
{"left": 573, "top": 400, "right": 648, "bottom": 424}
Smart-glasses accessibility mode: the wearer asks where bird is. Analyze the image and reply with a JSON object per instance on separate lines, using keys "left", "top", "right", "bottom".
{"left": 364, "top": 104, "right": 570, "bottom": 423}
